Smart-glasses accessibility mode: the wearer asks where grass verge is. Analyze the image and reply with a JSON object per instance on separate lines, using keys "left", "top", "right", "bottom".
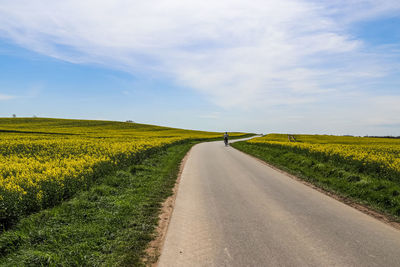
{"left": 0, "top": 141, "right": 197, "bottom": 266}
{"left": 232, "top": 141, "right": 400, "bottom": 221}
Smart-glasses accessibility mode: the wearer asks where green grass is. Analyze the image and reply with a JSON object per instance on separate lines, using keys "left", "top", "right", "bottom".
{"left": 0, "top": 141, "right": 197, "bottom": 266}
{"left": 232, "top": 141, "right": 400, "bottom": 220}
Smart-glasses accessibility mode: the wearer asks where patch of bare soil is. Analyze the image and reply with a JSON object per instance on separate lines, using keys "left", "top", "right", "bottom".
{"left": 143, "top": 147, "right": 192, "bottom": 266}
{"left": 235, "top": 148, "right": 400, "bottom": 231}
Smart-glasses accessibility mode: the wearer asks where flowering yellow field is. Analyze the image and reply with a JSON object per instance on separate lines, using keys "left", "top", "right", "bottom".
{"left": 0, "top": 118, "right": 245, "bottom": 226}
{"left": 249, "top": 134, "right": 400, "bottom": 174}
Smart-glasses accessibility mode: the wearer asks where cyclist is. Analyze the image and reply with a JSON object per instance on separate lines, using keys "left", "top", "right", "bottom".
{"left": 224, "top": 132, "right": 229, "bottom": 146}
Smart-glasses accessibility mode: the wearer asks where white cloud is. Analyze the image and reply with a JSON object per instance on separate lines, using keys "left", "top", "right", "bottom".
{"left": 0, "top": 0, "right": 399, "bottom": 115}
{"left": 0, "top": 93, "right": 15, "bottom": 100}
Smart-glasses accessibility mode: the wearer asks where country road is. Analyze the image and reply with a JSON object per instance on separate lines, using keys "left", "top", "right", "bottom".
{"left": 158, "top": 139, "right": 400, "bottom": 267}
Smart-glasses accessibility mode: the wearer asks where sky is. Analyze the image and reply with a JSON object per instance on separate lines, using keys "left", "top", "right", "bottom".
{"left": 0, "top": 0, "right": 400, "bottom": 135}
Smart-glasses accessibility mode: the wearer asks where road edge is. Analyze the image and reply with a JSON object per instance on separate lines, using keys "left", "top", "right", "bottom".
{"left": 231, "top": 145, "right": 400, "bottom": 231}
{"left": 144, "top": 145, "right": 194, "bottom": 266}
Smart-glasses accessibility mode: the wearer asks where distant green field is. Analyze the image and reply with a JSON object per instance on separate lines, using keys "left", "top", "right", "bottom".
{"left": 233, "top": 134, "right": 400, "bottom": 220}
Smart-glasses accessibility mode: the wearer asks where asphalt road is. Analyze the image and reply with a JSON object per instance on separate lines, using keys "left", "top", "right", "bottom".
{"left": 158, "top": 139, "right": 400, "bottom": 267}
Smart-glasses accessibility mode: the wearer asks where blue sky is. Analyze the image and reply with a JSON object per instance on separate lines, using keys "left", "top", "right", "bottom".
{"left": 0, "top": 42, "right": 213, "bottom": 127}
{"left": 0, "top": 0, "right": 400, "bottom": 135}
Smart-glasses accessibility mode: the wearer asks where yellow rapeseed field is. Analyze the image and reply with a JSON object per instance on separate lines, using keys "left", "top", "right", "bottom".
{"left": 0, "top": 118, "right": 245, "bottom": 226}
{"left": 249, "top": 134, "right": 400, "bottom": 174}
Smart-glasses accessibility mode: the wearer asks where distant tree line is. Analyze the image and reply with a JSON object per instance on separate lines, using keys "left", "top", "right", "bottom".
{"left": 342, "top": 134, "right": 400, "bottom": 139}
{"left": 365, "top": 136, "right": 400, "bottom": 139}
{"left": 11, "top": 114, "right": 38, "bottom": 118}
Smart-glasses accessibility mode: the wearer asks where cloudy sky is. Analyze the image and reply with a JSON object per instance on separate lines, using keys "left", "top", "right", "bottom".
{"left": 0, "top": 0, "right": 400, "bottom": 135}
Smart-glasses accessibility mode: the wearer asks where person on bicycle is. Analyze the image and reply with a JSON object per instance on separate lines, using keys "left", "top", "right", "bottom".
{"left": 224, "top": 132, "right": 229, "bottom": 146}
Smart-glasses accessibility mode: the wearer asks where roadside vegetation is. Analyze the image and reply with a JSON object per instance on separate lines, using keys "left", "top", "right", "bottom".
{"left": 232, "top": 134, "right": 400, "bottom": 220}
{"left": 0, "top": 141, "right": 195, "bottom": 266}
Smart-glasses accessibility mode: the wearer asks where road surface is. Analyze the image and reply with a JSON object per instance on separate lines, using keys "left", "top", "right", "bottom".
{"left": 158, "top": 139, "right": 400, "bottom": 267}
